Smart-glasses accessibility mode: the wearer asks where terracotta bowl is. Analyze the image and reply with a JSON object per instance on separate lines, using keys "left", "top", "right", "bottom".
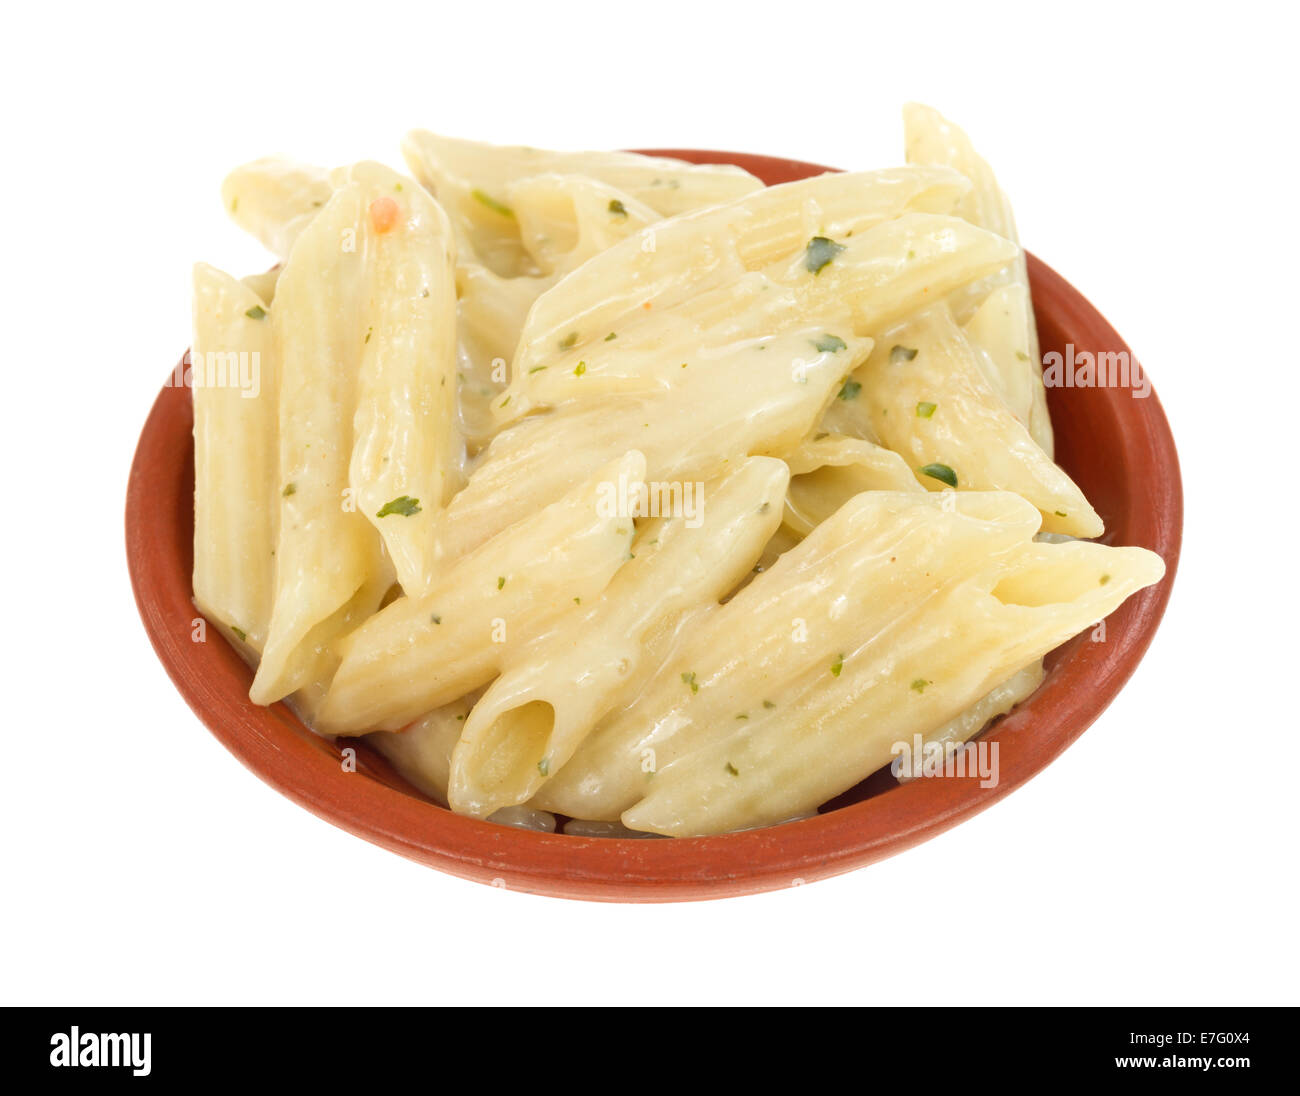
{"left": 126, "top": 150, "right": 1182, "bottom": 901}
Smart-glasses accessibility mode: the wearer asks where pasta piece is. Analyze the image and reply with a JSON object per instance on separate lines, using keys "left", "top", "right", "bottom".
{"left": 402, "top": 130, "right": 764, "bottom": 224}
{"left": 498, "top": 211, "right": 1018, "bottom": 422}
{"left": 316, "top": 451, "right": 647, "bottom": 734}
{"left": 903, "top": 102, "right": 1053, "bottom": 454}
{"left": 510, "top": 166, "right": 972, "bottom": 386}
{"left": 621, "top": 535, "right": 1163, "bottom": 836}
{"left": 339, "top": 161, "right": 460, "bottom": 597}
{"left": 894, "top": 659, "right": 1045, "bottom": 780}
{"left": 534, "top": 490, "right": 1045, "bottom": 819}
{"left": 220, "top": 158, "right": 332, "bottom": 259}
{"left": 432, "top": 328, "right": 868, "bottom": 563}
{"left": 367, "top": 694, "right": 480, "bottom": 805}
{"left": 853, "top": 304, "right": 1101, "bottom": 536}
{"left": 509, "top": 173, "right": 660, "bottom": 277}
{"left": 250, "top": 183, "right": 387, "bottom": 705}
{"left": 783, "top": 433, "right": 922, "bottom": 536}
{"left": 448, "top": 456, "right": 790, "bottom": 818}
{"left": 191, "top": 263, "right": 277, "bottom": 650}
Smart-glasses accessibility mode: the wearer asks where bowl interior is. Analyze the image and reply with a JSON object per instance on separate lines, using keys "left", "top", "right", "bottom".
{"left": 127, "top": 150, "right": 1182, "bottom": 901}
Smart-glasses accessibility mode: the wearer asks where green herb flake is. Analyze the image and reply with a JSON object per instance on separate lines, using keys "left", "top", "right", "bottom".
{"left": 558, "top": 331, "right": 579, "bottom": 349}
{"left": 244, "top": 305, "right": 266, "bottom": 320}
{"left": 725, "top": 762, "right": 740, "bottom": 776}
{"left": 528, "top": 365, "right": 547, "bottom": 374}
{"left": 813, "top": 431, "right": 829, "bottom": 440}
{"left": 573, "top": 597, "right": 581, "bottom": 604}
{"left": 471, "top": 188, "right": 514, "bottom": 218}
{"left": 604, "top": 332, "right": 617, "bottom": 341}
{"left": 394, "top": 181, "right": 403, "bottom": 191}
{"left": 282, "top": 482, "right": 297, "bottom": 497}
{"left": 919, "top": 463, "right": 958, "bottom": 488}
{"left": 831, "top": 653, "right": 845, "bottom": 678}
{"left": 231, "top": 626, "right": 247, "bottom": 642}
{"left": 736, "top": 713, "right": 748, "bottom": 720}
{"left": 1015, "top": 350, "right": 1030, "bottom": 362}
{"left": 573, "top": 361, "right": 587, "bottom": 376}
{"left": 681, "top": 671, "right": 699, "bottom": 694}
{"left": 803, "top": 235, "right": 846, "bottom": 275}
{"left": 906, "top": 248, "right": 916, "bottom": 260}
{"left": 230, "top": 196, "right": 239, "bottom": 213}
{"left": 430, "top": 613, "right": 441, "bottom": 624}
{"left": 608, "top": 199, "right": 628, "bottom": 217}
{"left": 497, "top": 575, "right": 506, "bottom": 590}
{"left": 762, "top": 699, "right": 776, "bottom": 709}
{"left": 813, "top": 333, "right": 847, "bottom": 354}
{"left": 1054, "top": 509, "right": 1068, "bottom": 518}
{"left": 838, "top": 378, "right": 862, "bottom": 401}
{"left": 364, "top": 327, "right": 372, "bottom": 344}
{"left": 890, "top": 345, "right": 919, "bottom": 364}
{"left": 499, "top": 395, "right": 511, "bottom": 407}
{"left": 538, "top": 758, "right": 550, "bottom": 776}
{"left": 911, "top": 678, "right": 931, "bottom": 693}
{"left": 1100, "top": 573, "right": 1112, "bottom": 586}
{"left": 916, "top": 401, "right": 937, "bottom": 419}
{"left": 376, "top": 495, "right": 421, "bottom": 518}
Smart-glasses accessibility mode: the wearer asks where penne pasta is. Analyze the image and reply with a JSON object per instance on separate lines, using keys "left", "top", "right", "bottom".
{"left": 617, "top": 513, "right": 1164, "bottom": 836}
{"left": 903, "top": 102, "right": 1053, "bottom": 455}
{"left": 852, "top": 304, "right": 1101, "bottom": 536}
{"left": 448, "top": 456, "right": 790, "bottom": 818}
{"left": 191, "top": 263, "right": 278, "bottom": 651}
{"left": 316, "top": 451, "right": 646, "bottom": 734}
{"left": 221, "top": 157, "right": 333, "bottom": 259}
{"left": 250, "top": 183, "right": 388, "bottom": 705}
{"left": 339, "top": 161, "right": 460, "bottom": 597}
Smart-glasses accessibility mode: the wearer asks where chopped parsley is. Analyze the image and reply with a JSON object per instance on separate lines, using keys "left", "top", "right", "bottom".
{"left": 604, "top": 332, "right": 617, "bottom": 341}
{"left": 573, "top": 361, "right": 587, "bottom": 376}
{"left": 919, "top": 463, "right": 958, "bottom": 488}
{"left": 558, "top": 331, "right": 579, "bottom": 349}
{"left": 471, "top": 188, "right": 514, "bottom": 218}
{"left": 762, "top": 699, "right": 776, "bottom": 709}
{"left": 231, "top": 626, "right": 247, "bottom": 642}
{"left": 538, "top": 758, "right": 550, "bottom": 776}
{"left": 1054, "top": 509, "right": 1068, "bottom": 518}
{"left": 838, "top": 378, "right": 862, "bottom": 401}
{"left": 1100, "top": 573, "right": 1112, "bottom": 586}
{"left": 282, "top": 483, "right": 297, "bottom": 497}
{"left": 681, "top": 671, "right": 699, "bottom": 694}
{"left": 831, "top": 653, "right": 844, "bottom": 678}
{"left": 608, "top": 199, "right": 628, "bottom": 217}
{"left": 911, "top": 678, "right": 931, "bottom": 693}
{"left": 528, "top": 365, "right": 547, "bottom": 374}
{"left": 890, "top": 345, "right": 919, "bottom": 364}
{"left": 1015, "top": 350, "right": 1030, "bottom": 362}
{"left": 497, "top": 575, "right": 506, "bottom": 590}
{"left": 916, "top": 401, "right": 937, "bottom": 419}
{"left": 725, "top": 762, "right": 740, "bottom": 776}
{"left": 376, "top": 495, "right": 421, "bottom": 517}
{"left": 430, "top": 613, "right": 441, "bottom": 624}
{"left": 244, "top": 305, "right": 266, "bottom": 320}
{"left": 813, "top": 334, "right": 847, "bottom": 354}
{"left": 803, "top": 235, "right": 845, "bottom": 275}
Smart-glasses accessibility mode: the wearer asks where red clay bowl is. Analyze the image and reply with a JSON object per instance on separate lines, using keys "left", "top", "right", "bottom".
{"left": 126, "top": 150, "right": 1182, "bottom": 901}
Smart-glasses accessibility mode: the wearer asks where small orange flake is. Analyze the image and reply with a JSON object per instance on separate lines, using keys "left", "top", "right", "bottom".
{"left": 369, "top": 196, "right": 401, "bottom": 234}
{"left": 642, "top": 300, "right": 653, "bottom": 310}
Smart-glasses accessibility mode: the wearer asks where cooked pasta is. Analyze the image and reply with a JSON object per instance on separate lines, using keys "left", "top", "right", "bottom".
{"left": 192, "top": 109, "right": 1165, "bottom": 837}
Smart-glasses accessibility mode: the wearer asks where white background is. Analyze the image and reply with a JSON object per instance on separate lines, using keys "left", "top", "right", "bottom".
{"left": 3, "top": 0, "right": 1295, "bottom": 1006}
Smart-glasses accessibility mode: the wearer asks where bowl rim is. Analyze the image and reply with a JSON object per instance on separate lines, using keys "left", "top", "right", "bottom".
{"left": 126, "top": 149, "right": 1183, "bottom": 902}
